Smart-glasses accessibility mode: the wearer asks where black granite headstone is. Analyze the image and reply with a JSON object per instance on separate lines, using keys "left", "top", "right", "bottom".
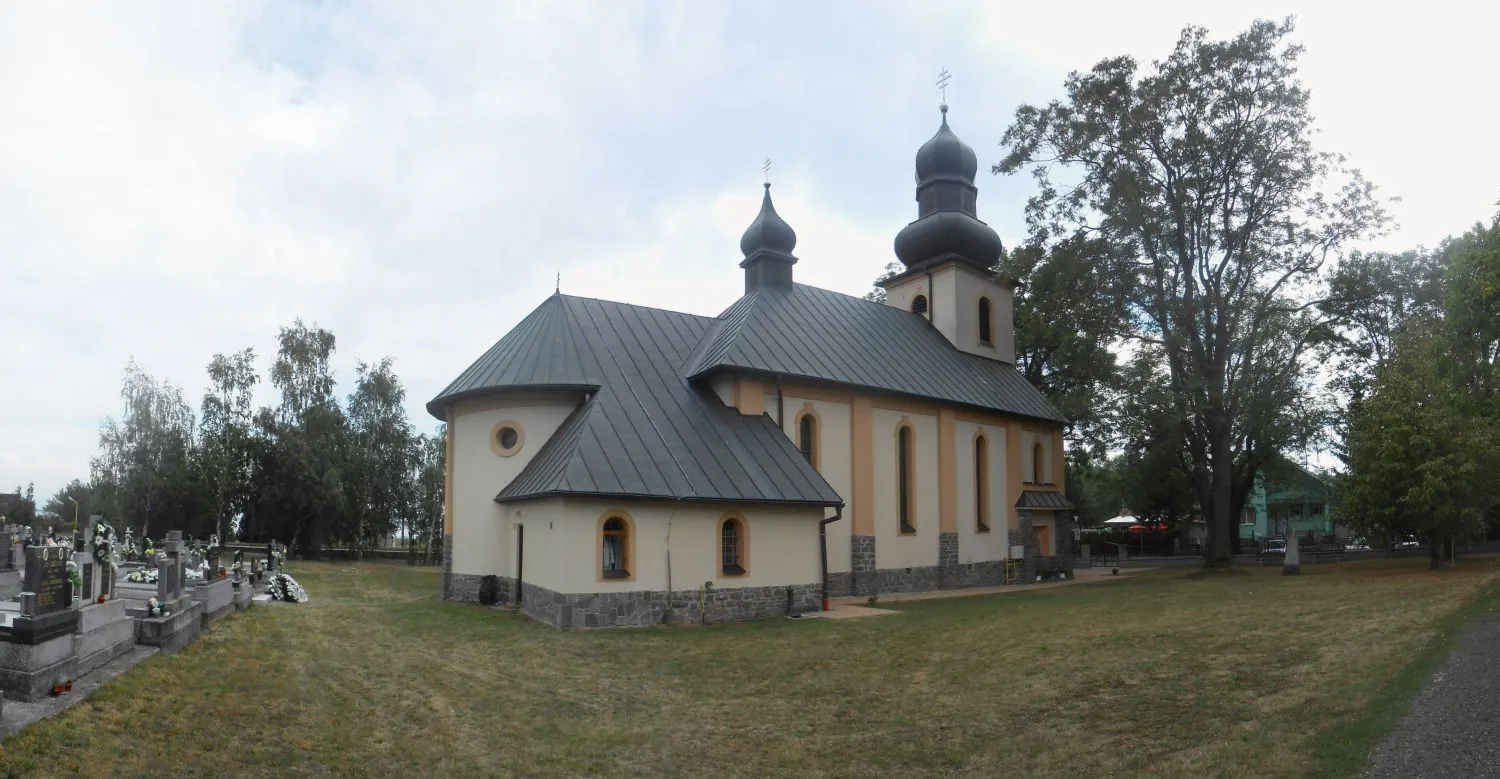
{"left": 82, "top": 561, "right": 93, "bottom": 601}
{"left": 23, "top": 546, "right": 71, "bottom": 615}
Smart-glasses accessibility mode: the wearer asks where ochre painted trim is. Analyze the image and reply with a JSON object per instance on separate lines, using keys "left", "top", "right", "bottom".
{"left": 1006, "top": 420, "right": 1023, "bottom": 535}
{"left": 793, "top": 402, "right": 822, "bottom": 472}
{"left": 973, "top": 428, "right": 991, "bottom": 533}
{"left": 895, "top": 417, "right": 917, "bottom": 534}
{"left": 716, "top": 511, "right": 750, "bottom": 578}
{"left": 851, "top": 396, "right": 874, "bottom": 535}
{"left": 738, "top": 377, "right": 765, "bottom": 416}
{"left": 938, "top": 408, "right": 956, "bottom": 533}
{"left": 776, "top": 381, "right": 855, "bottom": 405}
{"left": 1035, "top": 521, "right": 1053, "bottom": 556}
{"left": 443, "top": 408, "right": 454, "bottom": 536}
{"left": 596, "top": 509, "right": 637, "bottom": 583}
{"left": 488, "top": 419, "right": 526, "bottom": 457}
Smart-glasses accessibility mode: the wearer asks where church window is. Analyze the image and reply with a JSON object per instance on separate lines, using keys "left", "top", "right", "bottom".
{"left": 1032, "top": 442, "right": 1046, "bottom": 484}
{"left": 601, "top": 516, "right": 631, "bottom": 579}
{"left": 978, "top": 297, "right": 993, "bottom": 344}
{"left": 911, "top": 295, "right": 928, "bottom": 315}
{"left": 490, "top": 420, "right": 525, "bottom": 457}
{"left": 720, "top": 516, "right": 746, "bottom": 576}
{"left": 797, "top": 411, "right": 818, "bottom": 469}
{"left": 898, "top": 424, "right": 916, "bottom": 534}
{"left": 975, "top": 435, "right": 990, "bottom": 532}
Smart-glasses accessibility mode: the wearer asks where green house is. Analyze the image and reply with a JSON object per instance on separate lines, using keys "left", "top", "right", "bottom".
{"left": 1238, "top": 459, "right": 1336, "bottom": 540}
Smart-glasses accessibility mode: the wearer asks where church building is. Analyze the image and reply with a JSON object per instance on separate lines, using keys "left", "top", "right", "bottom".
{"left": 427, "top": 105, "right": 1073, "bottom": 628}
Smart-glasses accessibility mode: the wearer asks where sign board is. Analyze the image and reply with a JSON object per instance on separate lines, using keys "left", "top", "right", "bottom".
{"left": 1009, "top": 545, "right": 1026, "bottom": 559}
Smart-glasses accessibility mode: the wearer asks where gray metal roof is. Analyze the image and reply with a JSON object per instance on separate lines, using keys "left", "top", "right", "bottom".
{"left": 1016, "top": 490, "right": 1073, "bottom": 510}
{"left": 684, "top": 283, "right": 1067, "bottom": 424}
{"left": 430, "top": 294, "right": 843, "bottom": 507}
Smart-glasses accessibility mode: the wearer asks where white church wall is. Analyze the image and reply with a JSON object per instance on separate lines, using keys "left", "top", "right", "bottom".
{"left": 709, "top": 374, "right": 736, "bottom": 408}
{"left": 524, "top": 500, "right": 825, "bottom": 594}
{"left": 450, "top": 392, "right": 582, "bottom": 579}
{"left": 954, "top": 420, "right": 1011, "bottom": 564}
{"left": 871, "top": 408, "right": 940, "bottom": 570}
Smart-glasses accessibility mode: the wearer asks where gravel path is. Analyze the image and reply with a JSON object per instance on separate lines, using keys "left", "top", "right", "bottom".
{"left": 1365, "top": 603, "right": 1500, "bottom": 777}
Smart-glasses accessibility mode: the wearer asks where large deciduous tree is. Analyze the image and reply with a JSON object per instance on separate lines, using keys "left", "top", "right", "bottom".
{"left": 996, "top": 18, "right": 1387, "bottom": 567}
{"left": 92, "top": 360, "right": 202, "bottom": 539}
{"left": 346, "top": 358, "right": 416, "bottom": 559}
{"left": 199, "top": 348, "right": 259, "bottom": 551}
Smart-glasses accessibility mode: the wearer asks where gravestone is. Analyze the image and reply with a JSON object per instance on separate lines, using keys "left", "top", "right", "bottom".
{"left": 0, "top": 529, "right": 12, "bottom": 570}
{"left": 266, "top": 541, "right": 276, "bottom": 571}
{"left": 1283, "top": 533, "right": 1302, "bottom": 575}
{"left": 22, "top": 545, "right": 71, "bottom": 615}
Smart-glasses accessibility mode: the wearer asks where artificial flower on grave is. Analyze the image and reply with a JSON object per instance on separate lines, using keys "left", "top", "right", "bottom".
{"left": 267, "top": 572, "right": 309, "bottom": 603}
{"left": 66, "top": 559, "right": 81, "bottom": 588}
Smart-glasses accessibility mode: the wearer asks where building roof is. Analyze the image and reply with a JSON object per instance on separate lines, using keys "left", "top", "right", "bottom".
{"left": 684, "top": 283, "right": 1066, "bottom": 423}
{"left": 431, "top": 294, "right": 844, "bottom": 507}
{"left": 1016, "top": 490, "right": 1073, "bottom": 510}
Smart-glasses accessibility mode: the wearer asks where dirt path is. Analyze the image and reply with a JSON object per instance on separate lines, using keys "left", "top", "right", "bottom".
{"left": 1365, "top": 602, "right": 1500, "bottom": 778}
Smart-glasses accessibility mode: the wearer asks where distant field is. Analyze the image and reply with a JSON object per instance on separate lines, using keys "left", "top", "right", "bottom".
{"left": 3, "top": 557, "right": 1495, "bottom": 777}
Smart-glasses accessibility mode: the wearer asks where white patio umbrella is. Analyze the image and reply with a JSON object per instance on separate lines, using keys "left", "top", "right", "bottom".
{"left": 1103, "top": 515, "right": 1140, "bottom": 525}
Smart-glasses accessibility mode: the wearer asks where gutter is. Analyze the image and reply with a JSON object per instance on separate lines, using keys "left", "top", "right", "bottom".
{"left": 819, "top": 507, "right": 844, "bottom": 611}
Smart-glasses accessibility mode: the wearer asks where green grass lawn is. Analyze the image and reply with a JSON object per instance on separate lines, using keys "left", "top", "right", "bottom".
{"left": 2, "top": 557, "right": 1496, "bottom": 778}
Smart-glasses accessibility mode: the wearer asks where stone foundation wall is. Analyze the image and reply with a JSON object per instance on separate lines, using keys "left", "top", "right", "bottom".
{"left": 439, "top": 535, "right": 487, "bottom": 603}
{"left": 850, "top": 535, "right": 877, "bottom": 596}
{"left": 516, "top": 581, "right": 822, "bottom": 628}
{"left": 825, "top": 572, "right": 852, "bottom": 598}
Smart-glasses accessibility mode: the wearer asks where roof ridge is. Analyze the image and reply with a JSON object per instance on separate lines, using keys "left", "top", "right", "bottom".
{"left": 554, "top": 292, "right": 718, "bottom": 324}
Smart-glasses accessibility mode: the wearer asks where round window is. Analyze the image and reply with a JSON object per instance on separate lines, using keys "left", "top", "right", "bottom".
{"left": 491, "top": 421, "right": 524, "bottom": 456}
{"left": 497, "top": 426, "right": 519, "bottom": 450}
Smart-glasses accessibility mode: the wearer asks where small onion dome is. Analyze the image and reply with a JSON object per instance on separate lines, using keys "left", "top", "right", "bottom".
{"left": 739, "top": 182, "right": 797, "bottom": 259}
{"left": 913, "top": 105, "right": 978, "bottom": 185}
{"left": 893, "top": 210, "right": 1003, "bottom": 269}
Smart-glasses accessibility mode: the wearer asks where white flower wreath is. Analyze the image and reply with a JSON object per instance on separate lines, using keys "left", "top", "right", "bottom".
{"left": 267, "top": 572, "right": 309, "bottom": 603}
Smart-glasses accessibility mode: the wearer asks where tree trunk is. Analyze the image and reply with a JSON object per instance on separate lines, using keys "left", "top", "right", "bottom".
{"left": 1203, "top": 423, "right": 1234, "bottom": 569}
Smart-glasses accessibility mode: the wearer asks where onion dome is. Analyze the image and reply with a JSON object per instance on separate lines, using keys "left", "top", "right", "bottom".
{"left": 893, "top": 106, "right": 1002, "bottom": 272}
{"left": 739, "top": 182, "right": 798, "bottom": 292}
{"left": 914, "top": 105, "right": 979, "bottom": 184}
{"left": 739, "top": 182, "right": 797, "bottom": 259}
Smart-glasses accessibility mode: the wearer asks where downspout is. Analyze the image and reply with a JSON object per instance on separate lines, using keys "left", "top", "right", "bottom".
{"left": 820, "top": 507, "right": 844, "bottom": 611}
{"left": 515, "top": 522, "right": 524, "bottom": 607}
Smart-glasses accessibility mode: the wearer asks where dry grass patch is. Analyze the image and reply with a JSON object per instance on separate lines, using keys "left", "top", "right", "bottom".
{"left": 2, "top": 557, "right": 1496, "bottom": 777}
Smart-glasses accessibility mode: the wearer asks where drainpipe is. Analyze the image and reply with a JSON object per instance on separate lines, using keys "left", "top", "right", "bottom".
{"left": 820, "top": 507, "right": 844, "bottom": 611}
{"left": 515, "top": 522, "right": 524, "bottom": 607}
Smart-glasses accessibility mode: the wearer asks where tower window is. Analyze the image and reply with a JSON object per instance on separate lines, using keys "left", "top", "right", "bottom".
{"left": 898, "top": 424, "right": 916, "bottom": 534}
{"left": 911, "top": 295, "right": 928, "bottom": 315}
{"left": 797, "top": 410, "right": 819, "bottom": 470}
{"left": 978, "top": 297, "right": 993, "bottom": 344}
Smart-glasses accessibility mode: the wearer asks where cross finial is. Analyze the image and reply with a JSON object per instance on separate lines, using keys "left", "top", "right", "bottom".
{"left": 555, "top": 271, "right": 560, "bottom": 294}
{"left": 762, "top": 158, "right": 772, "bottom": 185}
{"left": 937, "top": 68, "right": 951, "bottom": 107}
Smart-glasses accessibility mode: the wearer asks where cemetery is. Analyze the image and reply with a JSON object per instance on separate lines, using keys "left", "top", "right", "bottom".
{"left": 0, "top": 519, "right": 303, "bottom": 715}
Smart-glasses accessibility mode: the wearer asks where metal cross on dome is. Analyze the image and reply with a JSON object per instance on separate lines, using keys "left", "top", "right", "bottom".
{"left": 937, "top": 68, "right": 951, "bottom": 104}
{"left": 762, "top": 158, "right": 772, "bottom": 185}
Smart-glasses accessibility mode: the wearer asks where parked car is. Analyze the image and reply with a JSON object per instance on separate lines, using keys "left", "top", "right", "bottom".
{"left": 1344, "top": 538, "right": 1369, "bottom": 551}
{"left": 1397, "top": 537, "right": 1422, "bottom": 549}
{"left": 1261, "top": 539, "right": 1287, "bottom": 556}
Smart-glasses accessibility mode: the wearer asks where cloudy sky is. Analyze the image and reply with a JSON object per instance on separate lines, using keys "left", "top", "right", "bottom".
{"left": 3, "top": 1, "right": 1496, "bottom": 502}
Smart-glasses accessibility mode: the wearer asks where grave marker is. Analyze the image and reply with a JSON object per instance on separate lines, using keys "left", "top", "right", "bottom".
{"left": 22, "top": 545, "right": 71, "bottom": 615}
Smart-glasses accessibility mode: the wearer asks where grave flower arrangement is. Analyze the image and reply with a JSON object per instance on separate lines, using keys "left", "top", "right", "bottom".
{"left": 93, "top": 519, "right": 120, "bottom": 577}
{"left": 127, "top": 568, "right": 159, "bottom": 584}
{"left": 146, "top": 597, "right": 170, "bottom": 617}
{"left": 66, "top": 559, "right": 82, "bottom": 588}
{"left": 272, "top": 545, "right": 287, "bottom": 569}
{"left": 267, "top": 572, "right": 309, "bottom": 603}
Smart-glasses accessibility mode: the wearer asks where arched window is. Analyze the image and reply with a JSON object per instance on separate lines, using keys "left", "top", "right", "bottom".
{"left": 720, "top": 516, "right": 746, "bottom": 576}
{"left": 601, "top": 516, "right": 631, "bottom": 578}
{"left": 898, "top": 424, "right": 916, "bottom": 534}
{"left": 975, "top": 435, "right": 990, "bottom": 532}
{"left": 911, "top": 295, "right": 928, "bottom": 315}
{"left": 1033, "top": 442, "right": 1046, "bottom": 485}
{"left": 798, "top": 412, "right": 817, "bottom": 467}
{"left": 978, "top": 297, "right": 993, "bottom": 344}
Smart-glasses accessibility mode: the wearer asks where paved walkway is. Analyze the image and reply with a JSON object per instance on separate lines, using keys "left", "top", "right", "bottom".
{"left": 1, "top": 645, "right": 158, "bottom": 739}
{"left": 1365, "top": 603, "right": 1500, "bottom": 777}
{"left": 805, "top": 567, "right": 1153, "bottom": 620}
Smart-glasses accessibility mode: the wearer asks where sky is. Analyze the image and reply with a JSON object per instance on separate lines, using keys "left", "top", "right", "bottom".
{"left": 3, "top": 1, "right": 1497, "bottom": 503}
